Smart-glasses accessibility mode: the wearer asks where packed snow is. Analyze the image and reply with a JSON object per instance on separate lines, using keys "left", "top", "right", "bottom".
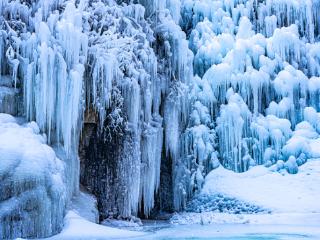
{"left": 172, "top": 160, "right": 320, "bottom": 226}
{"left": 0, "top": 114, "right": 66, "bottom": 238}
{"left": 47, "top": 211, "right": 146, "bottom": 240}
{"left": 206, "top": 161, "right": 320, "bottom": 213}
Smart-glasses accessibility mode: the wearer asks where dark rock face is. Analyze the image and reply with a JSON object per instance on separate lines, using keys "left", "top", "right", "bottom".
{"left": 79, "top": 117, "right": 141, "bottom": 219}
{"left": 159, "top": 153, "right": 174, "bottom": 212}
{"left": 79, "top": 106, "right": 176, "bottom": 220}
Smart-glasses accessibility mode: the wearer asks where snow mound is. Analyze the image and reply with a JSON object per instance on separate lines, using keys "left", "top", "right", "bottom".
{"left": 70, "top": 188, "right": 99, "bottom": 224}
{"left": 202, "top": 161, "right": 320, "bottom": 213}
{"left": 171, "top": 160, "right": 320, "bottom": 226}
{"left": 0, "top": 114, "right": 66, "bottom": 238}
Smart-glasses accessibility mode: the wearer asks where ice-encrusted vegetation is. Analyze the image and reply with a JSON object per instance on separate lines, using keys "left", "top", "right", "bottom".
{"left": 185, "top": 194, "right": 267, "bottom": 214}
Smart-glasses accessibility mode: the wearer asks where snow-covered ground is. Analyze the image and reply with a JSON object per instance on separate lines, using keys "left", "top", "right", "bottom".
{"left": 168, "top": 160, "right": 320, "bottom": 238}
{"left": 46, "top": 212, "right": 320, "bottom": 239}
{"left": 172, "top": 160, "right": 320, "bottom": 222}
{"left": 44, "top": 160, "right": 320, "bottom": 239}
{"left": 46, "top": 211, "right": 146, "bottom": 240}
{"left": 203, "top": 161, "right": 320, "bottom": 213}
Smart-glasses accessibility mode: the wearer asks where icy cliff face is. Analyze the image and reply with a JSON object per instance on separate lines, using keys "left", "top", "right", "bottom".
{"left": 78, "top": 0, "right": 193, "bottom": 218}
{"left": 0, "top": 0, "right": 192, "bottom": 235}
{"left": 1, "top": 0, "right": 320, "bottom": 238}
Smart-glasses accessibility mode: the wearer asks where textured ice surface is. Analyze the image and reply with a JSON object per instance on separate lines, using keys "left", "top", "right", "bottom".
{"left": 0, "top": 75, "right": 21, "bottom": 115}
{"left": 186, "top": 194, "right": 267, "bottom": 214}
{"left": 2, "top": 0, "right": 320, "bottom": 238}
{"left": 182, "top": 0, "right": 320, "bottom": 177}
{"left": 0, "top": 114, "right": 66, "bottom": 238}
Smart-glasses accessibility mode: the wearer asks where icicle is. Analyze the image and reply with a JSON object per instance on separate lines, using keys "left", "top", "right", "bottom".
{"left": 140, "top": 119, "right": 163, "bottom": 215}
{"left": 216, "top": 90, "right": 252, "bottom": 172}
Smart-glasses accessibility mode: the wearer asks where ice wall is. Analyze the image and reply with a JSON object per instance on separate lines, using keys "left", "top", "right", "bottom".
{"left": 79, "top": 1, "right": 163, "bottom": 218}
{"left": 80, "top": 0, "right": 193, "bottom": 215}
{"left": 143, "top": 1, "right": 194, "bottom": 210}
{"left": 0, "top": 1, "right": 85, "bottom": 237}
{"left": 0, "top": 0, "right": 193, "bottom": 229}
{"left": 182, "top": 0, "right": 320, "bottom": 175}
{"left": 2, "top": 0, "right": 320, "bottom": 237}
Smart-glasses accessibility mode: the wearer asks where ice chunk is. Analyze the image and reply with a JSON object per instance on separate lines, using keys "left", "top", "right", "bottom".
{"left": 0, "top": 114, "right": 66, "bottom": 239}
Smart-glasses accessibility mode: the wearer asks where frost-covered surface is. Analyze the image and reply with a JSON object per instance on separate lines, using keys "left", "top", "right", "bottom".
{"left": 0, "top": 114, "right": 66, "bottom": 238}
{"left": 2, "top": 0, "right": 320, "bottom": 238}
{"left": 182, "top": 0, "right": 320, "bottom": 181}
{"left": 172, "top": 160, "right": 320, "bottom": 225}
{"left": 204, "top": 161, "right": 320, "bottom": 213}
{"left": 185, "top": 194, "right": 267, "bottom": 214}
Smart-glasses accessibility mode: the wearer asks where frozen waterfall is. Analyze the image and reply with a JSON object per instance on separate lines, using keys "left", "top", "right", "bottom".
{"left": 1, "top": 0, "right": 320, "bottom": 238}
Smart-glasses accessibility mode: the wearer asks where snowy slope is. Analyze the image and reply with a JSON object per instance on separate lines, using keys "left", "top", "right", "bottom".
{"left": 171, "top": 160, "right": 320, "bottom": 226}
{"left": 202, "top": 161, "right": 320, "bottom": 213}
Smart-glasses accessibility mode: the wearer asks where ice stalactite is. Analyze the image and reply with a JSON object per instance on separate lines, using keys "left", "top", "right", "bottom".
{"left": 0, "top": 76, "right": 21, "bottom": 115}
{"left": 0, "top": 1, "right": 87, "bottom": 238}
{"left": 216, "top": 90, "right": 253, "bottom": 172}
{"left": 251, "top": 115, "right": 292, "bottom": 166}
{"left": 79, "top": 1, "right": 164, "bottom": 219}
{"left": 140, "top": 119, "right": 163, "bottom": 215}
{"left": 182, "top": 0, "right": 320, "bottom": 175}
{"left": 150, "top": 5, "right": 194, "bottom": 210}
{"left": 20, "top": 1, "right": 87, "bottom": 197}
{"left": 184, "top": 98, "right": 218, "bottom": 193}
{"left": 258, "top": 0, "right": 318, "bottom": 42}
